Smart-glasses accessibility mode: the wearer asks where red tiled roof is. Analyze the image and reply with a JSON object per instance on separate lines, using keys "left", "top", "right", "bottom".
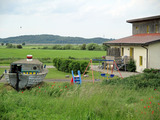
{"left": 105, "top": 33, "right": 160, "bottom": 45}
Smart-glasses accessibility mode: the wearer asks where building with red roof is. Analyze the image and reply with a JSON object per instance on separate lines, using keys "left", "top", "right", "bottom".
{"left": 104, "top": 15, "right": 160, "bottom": 72}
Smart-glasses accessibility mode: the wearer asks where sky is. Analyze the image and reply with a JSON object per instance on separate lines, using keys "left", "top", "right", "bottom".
{"left": 0, "top": 0, "right": 160, "bottom": 39}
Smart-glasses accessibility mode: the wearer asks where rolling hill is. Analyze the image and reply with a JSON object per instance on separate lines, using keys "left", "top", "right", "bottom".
{"left": 0, "top": 34, "right": 114, "bottom": 44}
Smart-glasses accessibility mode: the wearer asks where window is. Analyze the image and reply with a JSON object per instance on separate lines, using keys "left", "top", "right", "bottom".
{"left": 156, "top": 25, "right": 158, "bottom": 33}
{"left": 147, "top": 25, "right": 149, "bottom": 33}
{"left": 130, "top": 48, "right": 134, "bottom": 59}
{"left": 139, "top": 56, "right": 143, "bottom": 66}
{"left": 121, "top": 47, "right": 124, "bottom": 56}
{"left": 33, "top": 66, "right": 37, "bottom": 70}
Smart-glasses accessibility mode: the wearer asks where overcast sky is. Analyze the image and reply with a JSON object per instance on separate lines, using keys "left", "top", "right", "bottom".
{"left": 0, "top": 0, "right": 160, "bottom": 39}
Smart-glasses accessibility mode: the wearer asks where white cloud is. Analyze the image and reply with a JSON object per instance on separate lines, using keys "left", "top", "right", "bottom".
{"left": 0, "top": 0, "right": 160, "bottom": 38}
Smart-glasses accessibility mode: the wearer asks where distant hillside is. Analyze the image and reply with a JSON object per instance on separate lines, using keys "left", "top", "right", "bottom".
{"left": 0, "top": 34, "right": 114, "bottom": 44}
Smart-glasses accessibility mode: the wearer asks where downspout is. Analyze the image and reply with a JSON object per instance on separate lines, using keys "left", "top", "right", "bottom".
{"left": 141, "top": 45, "right": 148, "bottom": 69}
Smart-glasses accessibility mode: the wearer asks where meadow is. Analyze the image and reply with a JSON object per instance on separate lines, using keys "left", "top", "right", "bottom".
{"left": 0, "top": 82, "right": 159, "bottom": 120}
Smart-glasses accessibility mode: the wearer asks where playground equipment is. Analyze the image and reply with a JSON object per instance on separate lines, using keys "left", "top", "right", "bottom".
{"left": 82, "top": 59, "right": 123, "bottom": 83}
{"left": 92, "top": 59, "right": 123, "bottom": 79}
{"left": 71, "top": 70, "right": 82, "bottom": 85}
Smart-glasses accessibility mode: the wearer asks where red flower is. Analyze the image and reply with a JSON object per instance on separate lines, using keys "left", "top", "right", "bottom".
{"left": 39, "top": 87, "right": 40, "bottom": 89}
{"left": 148, "top": 106, "right": 150, "bottom": 108}
{"left": 59, "top": 86, "right": 61, "bottom": 87}
{"left": 144, "top": 106, "right": 146, "bottom": 108}
{"left": 54, "top": 82, "right": 55, "bottom": 83}
{"left": 152, "top": 111, "right": 154, "bottom": 114}
{"left": 141, "top": 99, "right": 143, "bottom": 101}
{"left": 22, "top": 91, "right": 23, "bottom": 93}
{"left": 65, "top": 86, "right": 67, "bottom": 88}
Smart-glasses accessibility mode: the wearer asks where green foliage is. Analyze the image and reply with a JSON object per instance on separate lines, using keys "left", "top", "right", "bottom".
{"left": 1, "top": 43, "right": 4, "bottom": 46}
{"left": 22, "top": 42, "right": 25, "bottom": 46}
{"left": 17, "top": 44, "right": 23, "bottom": 49}
{"left": 80, "top": 44, "right": 86, "bottom": 50}
{"left": 87, "top": 43, "right": 102, "bottom": 51}
{"left": 143, "top": 68, "right": 160, "bottom": 74}
{"left": 52, "top": 45, "right": 64, "bottom": 50}
{"left": 127, "top": 59, "right": 136, "bottom": 72}
{"left": 102, "top": 44, "right": 109, "bottom": 51}
{"left": 63, "top": 44, "right": 73, "bottom": 50}
{"left": 53, "top": 58, "right": 89, "bottom": 73}
{"left": 103, "top": 72, "right": 160, "bottom": 89}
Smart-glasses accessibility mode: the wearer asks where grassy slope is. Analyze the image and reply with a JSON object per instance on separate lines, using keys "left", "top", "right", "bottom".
{"left": 0, "top": 82, "right": 159, "bottom": 120}
{"left": 0, "top": 48, "right": 105, "bottom": 59}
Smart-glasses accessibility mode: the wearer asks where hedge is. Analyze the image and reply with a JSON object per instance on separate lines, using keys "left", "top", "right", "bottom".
{"left": 53, "top": 58, "right": 89, "bottom": 74}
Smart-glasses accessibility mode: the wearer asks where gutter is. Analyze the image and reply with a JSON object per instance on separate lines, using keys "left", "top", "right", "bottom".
{"left": 141, "top": 45, "right": 148, "bottom": 69}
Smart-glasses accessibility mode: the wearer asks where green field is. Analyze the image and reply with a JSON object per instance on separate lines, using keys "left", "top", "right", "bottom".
{"left": 0, "top": 48, "right": 105, "bottom": 59}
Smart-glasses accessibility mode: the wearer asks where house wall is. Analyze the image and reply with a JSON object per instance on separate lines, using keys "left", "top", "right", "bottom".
{"left": 132, "top": 19, "right": 160, "bottom": 35}
{"left": 111, "top": 46, "right": 146, "bottom": 72}
{"left": 148, "top": 42, "right": 160, "bottom": 69}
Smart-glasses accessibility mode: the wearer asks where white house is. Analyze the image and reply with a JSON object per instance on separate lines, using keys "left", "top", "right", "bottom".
{"left": 104, "top": 15, "right": 160, "bottom": 72}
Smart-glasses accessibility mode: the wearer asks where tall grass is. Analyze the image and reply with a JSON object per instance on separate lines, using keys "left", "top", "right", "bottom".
{"left": 0, "top": 82, "right": 159, "bottom": 120}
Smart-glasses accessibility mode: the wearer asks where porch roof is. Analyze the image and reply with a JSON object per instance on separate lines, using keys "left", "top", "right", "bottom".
{"left": 104, "top": 33, "right": 160, "bottom": 46}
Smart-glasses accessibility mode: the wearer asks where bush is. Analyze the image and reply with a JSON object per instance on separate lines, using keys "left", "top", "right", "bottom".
{"left": 63, "top": 44, "right": 73, "bottom": 50}
{"left": 53, "top": 58, "right": 89, "bottom": 74}
{"left": 80, "top": 44, "right": 86, "bottom": 50}
{"left": 6, "top": 43, "right": 13, "bottom": 48}
{"left": 103, "top": 72, "right": 160, "bottom": 90}
{"left": 87, "top": 43, "right": 99, "bottom": 50}
{"left": 52, "top": 45, "right": 64, "bottom": 50}
{"left": 42, "top": 46, "right": 48, "bottom": 49}
{"left": 17, "top": 45, "right": 23, "bottom": 49}
{"left": 127, "top": 59, "right": 136, "bottom": 72}
{"left": 22, "top": 42, "right": 25, "bottom": 46}
{"left": 143, "top": 68, "right": 160, "bottom": 73}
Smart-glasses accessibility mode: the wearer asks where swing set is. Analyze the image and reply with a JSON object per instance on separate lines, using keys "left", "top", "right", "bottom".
{"left": 81, "top": 59, "right": 123, "bottom": 84}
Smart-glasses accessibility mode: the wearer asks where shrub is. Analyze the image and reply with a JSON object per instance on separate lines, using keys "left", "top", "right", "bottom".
{"left": 17, "top": 45, "right": 23, "bottom": 49}
{"left": 53, "top": 58, "right": 89, "bottom": 74}
{"left": 63, "top": 44, "right": 72, "bottom": 50}
{"left": 52, "top": 45, "right": 64, "bottom": 50}
{"left": 103, "top": 72, "right": 160, "bottom": 90}
{"left": 87, "top": 43, "right": 99, "bottom": 50}
{"left": 42, "top": 46, "right": 48, "bottom": 49}
{"left": 6, "top": 43, "right": 13, "bottom": 48}
{"left": 80, "top": 44, "right": 86, "bottom": 50}
{"left": 143, "top": 68, "right": 160, "bottom": 73}
{"left": 127, "top": 59, "right": 136, "bottom": 72}
{"left": 22, "top": 42, "right": 25, "bottom": 46}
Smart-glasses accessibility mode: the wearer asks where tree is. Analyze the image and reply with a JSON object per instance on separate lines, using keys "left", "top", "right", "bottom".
{"left": 102, "top": 44, "right": 109, "bottom": 51}
{"left": 6, "top": 43, "right": 13, "bottom": 48}
{"left": 17, "top": 45, "right": 23, "bottom": 49}
{"left": 87, "top": 43, "right": 99, "bottom": 50}
{"left": 22, "top": 42, "right": 25, "bottom": 46}
{"left": 80, "top": 44, "right": 86, "bottom": 50}
{"left": 1, "top": 43, "right": 4, "bottom": 46}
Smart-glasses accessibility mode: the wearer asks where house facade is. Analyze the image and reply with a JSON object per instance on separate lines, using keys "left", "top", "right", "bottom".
{"left": 104, "top": 15, "right": 160, "bottom": 72}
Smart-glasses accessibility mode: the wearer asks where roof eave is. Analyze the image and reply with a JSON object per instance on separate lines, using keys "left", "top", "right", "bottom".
{"left": 103, "top": 43, "right": 144, "bottom": 46}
